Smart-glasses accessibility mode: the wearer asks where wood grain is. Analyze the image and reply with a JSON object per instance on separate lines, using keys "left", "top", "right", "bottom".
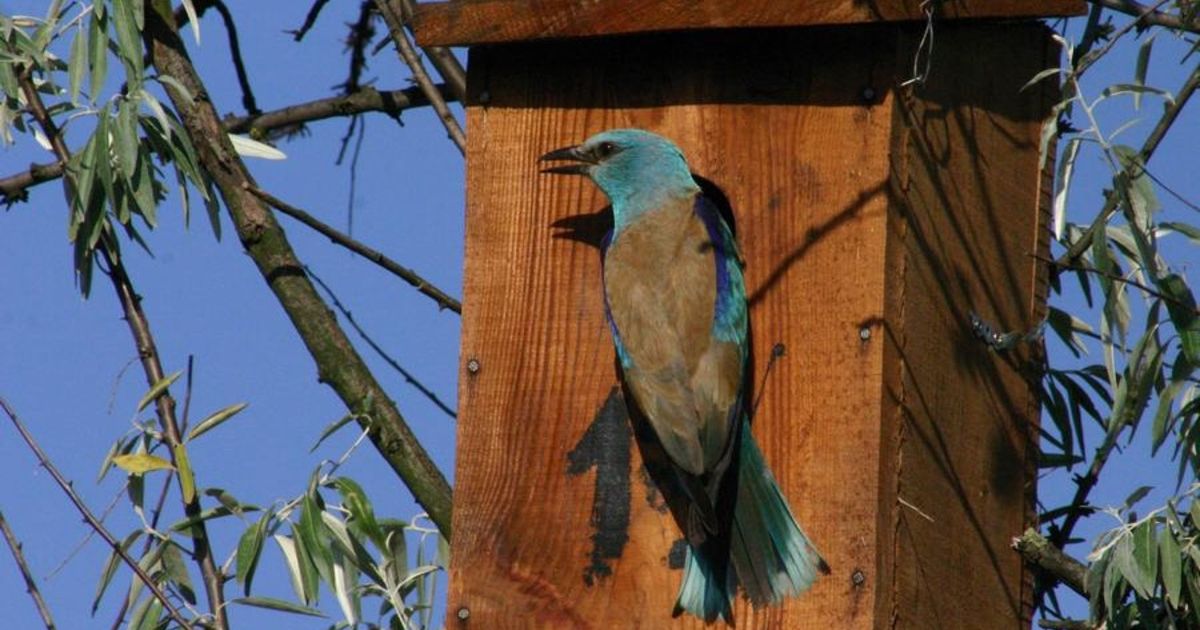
{"left": 450, "top": 23, "right": 1051, "bottom": 629}
{"left": 414, "top": 0, "right": 1084, "bottom": 46}
{"left": 878, "top": 23, "right": 1054, "bottom": 628}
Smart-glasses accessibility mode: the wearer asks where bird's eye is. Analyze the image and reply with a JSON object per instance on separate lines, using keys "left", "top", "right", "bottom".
{"left": 595, "top": 141, "right": 617, "bottom": 158}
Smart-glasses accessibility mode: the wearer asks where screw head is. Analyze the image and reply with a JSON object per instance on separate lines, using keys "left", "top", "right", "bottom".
{"left": 457, "top": 606, "right": 470, "bottom": 620}
{"left": 861, "top": 86, "right": 876, "bottom": 102}
{"left": 859, "top": 327, "right": 872, "bottom": 341}
{"left": 466, "top": 358, "right": 480, "bottom": 374}
{"left": 851, "top": 569, "right": 866, "bottom": 587}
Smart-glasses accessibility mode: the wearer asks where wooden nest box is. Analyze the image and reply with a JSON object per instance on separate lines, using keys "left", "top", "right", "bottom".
{"left": 414, "top": 1, "right": 1083, "bottom": 627}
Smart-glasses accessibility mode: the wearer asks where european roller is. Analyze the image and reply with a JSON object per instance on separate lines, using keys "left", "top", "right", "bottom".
{"left": 541, "top": 129, "right": 827, "bottom": 623}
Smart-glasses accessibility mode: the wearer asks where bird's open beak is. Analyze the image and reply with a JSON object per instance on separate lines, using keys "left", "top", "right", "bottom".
{"left": 539, "top": 145, "right": 593, "bottom": 175}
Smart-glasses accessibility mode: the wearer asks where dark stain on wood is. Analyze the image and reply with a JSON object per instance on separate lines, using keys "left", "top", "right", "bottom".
{"left": 566, "top": 387, "right": 632, "bottom": 586}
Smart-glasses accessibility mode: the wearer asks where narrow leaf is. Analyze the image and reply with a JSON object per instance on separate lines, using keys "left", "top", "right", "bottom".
{"left": 93, "top": 530, "right": 142, "bottom": 613}
{"left": 161, "top": 543, "right": 196, "bottom": 605}
{"left": 137, "top": 370, "right": 181, "bottom": 412}
{"left": 112, "top": 453, "right": 173, "bottom": 475}
{"left": 1053, "top": 137, "right": 1081, "bottom": 241}
{"left": 230, "top": 596, "right": 326, "bottom": 618}
{"left": 172, "top": 442, "right": 196, "bottom": 504}
{"left": 236, "top": 511, "right": 269, "bottom": 595}
{"left": 187, "top": 402, "right": 248, "bottom": 442}
{"left": 1160, "top": 525, "right": 1182, "bottom": 607}
{"left": 68, "top": 26, "right": 87, "bottom": 104}
{"left": 228, "top": 134, "right": 287, "bottom": 160}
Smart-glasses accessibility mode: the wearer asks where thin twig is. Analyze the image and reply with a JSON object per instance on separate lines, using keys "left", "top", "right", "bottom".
{"left": 338, "top": 1, "right": 377, "bottom": 94}
{"left": 1057, "top": 61, "right": 1200, "bottom": 264}
{"left": 290, "top": 0, "right": 334, "bottom": 41}
{"left": 15, "top": 60, "right": 226, "bottom": 630}
{"left": 245, "top": 184, "right": 462, "bottom": 313}
{"left": 210, "top": 0, "right": 259, "bottom": 115}
{"left": 1, "top": 84, "right": 453, "bottom": 204}
{"left": 306, "top": 265, "right": 458, "bottom": 419}
{"left": 1075, "top": 0, "right": 1172, "bottom": 78}
{"left": 0, "top": 398, "right": 192, "bottom": 629}
{"left": 1090, "top": 0, "right": 1200, "bottom": 34}
{"left": 0, "top": 510, "right": 57, "bottom": 630}
{"left": 373, "top": 0, "right": 466, "bottom": 154}
{"left": 1013, "top": 528, "right": 1089, "bottom": 597}
{"left": 1035, "top": 252, "right": 1199, "bottom": 314}
{"left": 392, "top": 0, "right": 467, "bottom": 103}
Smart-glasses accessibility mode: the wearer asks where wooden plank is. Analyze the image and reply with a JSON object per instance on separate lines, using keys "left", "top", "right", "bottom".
{"left": 452, "top": 27, "right": 895, "bottom": 628}
{"left": 414, "top": 0, "right": 1084, "bottom": 46}
{"left": 878, "top": 22, "right": 1053, "bottom": 628}
{"left": 450, "top": 21, "right": 1052, "bottom": 629}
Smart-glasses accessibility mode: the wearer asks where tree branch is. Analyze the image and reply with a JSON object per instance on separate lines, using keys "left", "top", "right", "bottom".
{"left": 392, "top": 0, "right": 467, "bottom": 103}
{"left": 1089, "top": 0, "right": 1200, "bottom": 34}
{"left": 209, "top": 0, "right": 259, "bottom": 114}
{"left": 0, "top": 398, "right": 192, "bottom": 629}
{"left": 245, "top": 184, "right": 461, "bottom": 313}
{"left": 1013, "top": 528, "right": 1089, "bottom": 597}
{"left": 1057, "top": 60, "right": 1200, "bottom": 265}
{"left": 1039, "top": 620, "right": 1094, "bottom": 630}
{"left": 141, "top": 3, "right": 453, "bottom": 536}
{"left": 373, "top": 0, "right": 466, "bottom": 154}
{"left": 1, "top": 83, "right": 452, "bottom": 205}
{"left": 16, "top": 56, "right": 227, "bottom": 630}
{"left": 0, "top": 510, "right": 57, "bottom": 630}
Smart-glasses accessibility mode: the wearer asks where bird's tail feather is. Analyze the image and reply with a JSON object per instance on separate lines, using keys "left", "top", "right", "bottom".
{"left": 674, "top": 543, "right": 734, "bottom": 624}
{"left": 730, "top": 429, "right": 827, "bottom": 606}
{"left": 674, "top": 425, "right": 825, "bottom": 622}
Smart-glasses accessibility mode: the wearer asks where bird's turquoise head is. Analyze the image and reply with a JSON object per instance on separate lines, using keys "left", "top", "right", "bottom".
{"left": 540, "top": 129, "right": 700, "bottom": 229}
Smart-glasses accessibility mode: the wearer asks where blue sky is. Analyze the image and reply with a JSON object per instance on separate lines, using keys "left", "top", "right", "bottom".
{"left": 0, "top": 3, "right": 1196, "bottom": 628}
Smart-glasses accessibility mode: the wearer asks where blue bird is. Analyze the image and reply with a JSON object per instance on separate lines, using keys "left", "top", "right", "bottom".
{"left": 541, "top": 129, "right": 827, "bottom": 623}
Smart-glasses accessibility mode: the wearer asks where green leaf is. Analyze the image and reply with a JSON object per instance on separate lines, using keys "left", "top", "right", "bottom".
{"left": 98, "top": 435, "right": 133, "bottom": 482}
{"left": 1159, "top": 273, "right": 1200, "bottom": 364}
{"left": 93, "top": 530, "right": 143, "bottom": 614}
{"left": 299, "top": 490, "right": 334, "bottom": 587}
{"left": 1129, "top": 520, "right": 1158, "bottom": 598}
{"left": 173, "top": 442, "right": 196, "bottom": 504}
{"left": 332, "top": 550, "right": 360, "bottom": 625}
{"left": 274, "top": 534, "right": 316, "bottom": 606}
{"left": 68, "top": 26, "right": 87, "bottom": 104}
{"left": 1122, "top": 486, "right": 1153, "bottom": 512}
{"left": 236, "top": 510, "right": 270, "bottom": 595}
{"left": 112, "top": 453, "right": 173, "bottom": 475}
{"left": 1052, "top": 137, "right": 1081, "bottom": 241}
{"left": 1152, "top": 354, "right": 1195, "bottom": 453}
{"left": 87, "top": 9, "right": 108, "bottom": 102}
{"left": 230, "top": 596, "right": 326, "bottom": 618}
{"left": 1163, "top": 221, "right": 1200, "bottom": 245}
{"left": 1160, "top": 525, "right": 1182, "bottom": 607}
{"left": 179, "top": 0, "right": 202, "bottom": 45}
{"left": 1111, "top": 144, "right": 1161, "bottom": 228}
{"left": 1021, "top": 67, "right": 1063, "bottom": 92}
{"left": 331, "top": 477, "right": 383, "bottom": 547}
{"left": 187, "top": 402, "right": 248, "bottom": 442}
{"left": 310, "top": 412, "right": 360, "bottom": 453}
{"left": 381, "top": 524, "right": 408, "bottom": 587}
{"left": 288, "top": 523, "right": 321, "bottom": 605}
{"left": 161, "top": 543, "right": 196, "bottom": 605}
{"left": 111, "top": 0, "right": 143, "bottom": 89}
{"left": 137, "top": 370, "right": 181, "bottom": 412}
{"left": 128, "top": 593, "right": 162, "bottom": 630}
{"left": 169, "top": 504, "right": 260, "bottom": 532}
